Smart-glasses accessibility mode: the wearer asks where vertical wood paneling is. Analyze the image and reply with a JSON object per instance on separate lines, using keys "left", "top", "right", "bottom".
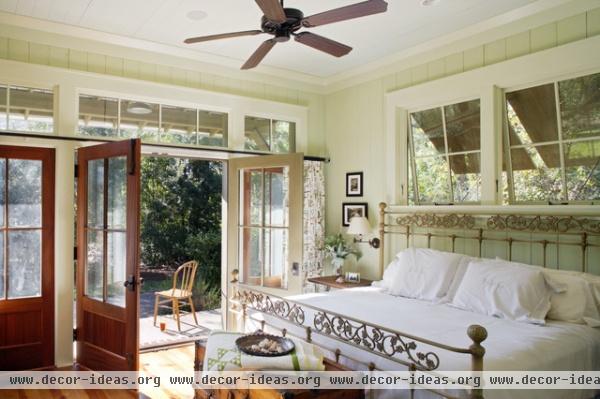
{"left": 29, "top": 42, "right": 49, "bottom": 65}
{"left": 484, "top": 39, "right": 506, "bottom": 65}
{"left": 155, "top": 64, "right": 171, "bottom": 83}
{"left": 68, "top": 49, "right": 87, "bottom": 71}
{"left": 7, "top": 38, "right": 28, "bottom": 62}
{"left": 411, "top": 66, "right": 427, "bottom": 85}
{"left": 427, "top": 59, "right": 445, "bottom": 80}
{"left": 506, "top": 31, "right": 530, "bottom": 59}
{"left": 530, "top": 22, "right": 557, "bottom": 51}
{"left": 87, "top": 53, "right": 106, "bottom": 74}
{"left": 395, "top": 70, "right": 412, "bottom": 89}
{"left": 138, "top": 62, "right": 156, "bottom": 81}
{"left": 382, "top": 74, "right": 396, "bottom": 92}
{"left": 123, "top": 59, "right": 140, "bottom": 79}
{"left": 49, "top": 46, "right": 69, "bottom": 68}
{"left": 444, "top": 53, "right": 463, "bottom": 75}
{"left": 106, "top": 56, "right": 124, "bottom": 76}
{"left": 588, "top": 8, "right": 600, "bottom": 36}
{"left": 463, "top": 46, "right": 484, "bottom": 71}
{"left": 185, "top": 70, "right": 201, "bottom": 89}
{"left": 171, "top": 67, "right": 187, "bottom": 86}
{"left": 557, "top": 13, "right": 587, "bottom": 45}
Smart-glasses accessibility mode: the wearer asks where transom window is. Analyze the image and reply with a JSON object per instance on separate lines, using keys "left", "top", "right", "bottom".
{"left": 244, "top": 116, "right": 296, "bottom": 153}
{"left": 78, "top": 94, "right": 228, "bottom": 147}
{"left": 0, "top": 85, "right": 54, "bottom": 133}
{"left": 408, "top": 99, "right": 481, "bottom": 204}
{"left": 504, "top": 72, "right": 600, "bottom": 204}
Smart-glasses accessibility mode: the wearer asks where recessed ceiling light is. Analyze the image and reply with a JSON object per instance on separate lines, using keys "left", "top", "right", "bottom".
{"left": 421, "top": 0, "right": 440, "bottom": 5}
{"left": 127, "top": 102, "right": 152, "bottom": 115}
{"left": 186, "top": 10, "right": 207, "bottom": 21}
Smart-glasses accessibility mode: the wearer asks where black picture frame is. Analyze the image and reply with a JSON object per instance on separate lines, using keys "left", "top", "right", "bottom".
{"left": 346, "top": 172, "right": 363, "bottom": 197}
{"left": 342, "top": 202, "right": 368, "bottom": 227}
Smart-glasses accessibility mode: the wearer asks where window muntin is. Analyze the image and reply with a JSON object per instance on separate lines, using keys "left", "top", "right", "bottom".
{"left": 77, "top": 94, "right": 228, "bottom": 147}
{"left": 408, "top": 99, "right": 481, "bottom": 204}
{"left": 244, "top": 116, "right": 296, "bottom": 153}
{"left": 504, "top": 72, "right": 600, "bottom": 203}
{"left": 0, "top": 86, "right": 54, "bottom": 133}
{"left": 1, "top": 158, "right": 43, "bottom": 299}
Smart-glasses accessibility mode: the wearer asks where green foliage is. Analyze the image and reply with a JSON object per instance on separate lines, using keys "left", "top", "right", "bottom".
{"left": 322, "top": 233, "right": 361, "bottom": 261}
{"left": 140, "top": 157, "right": 222, "bottom": 293}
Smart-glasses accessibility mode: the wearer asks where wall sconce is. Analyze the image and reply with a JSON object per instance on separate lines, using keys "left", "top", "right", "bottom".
{"left": 347, "top": 216, "right": 380, "bottom": 249}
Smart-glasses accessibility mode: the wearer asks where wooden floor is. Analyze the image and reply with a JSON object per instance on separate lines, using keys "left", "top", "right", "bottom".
{"left": 3, "top": 345, "right": 196, "bottom": 399}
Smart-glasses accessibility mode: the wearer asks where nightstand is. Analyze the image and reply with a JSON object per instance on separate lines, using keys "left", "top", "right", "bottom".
{"left": 307, "top": 275, "right": 373, "bottom": 291}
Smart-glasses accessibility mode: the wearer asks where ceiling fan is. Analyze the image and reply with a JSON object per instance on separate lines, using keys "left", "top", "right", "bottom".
{"left": 184, "top": 0, "right": 388, "bottom": 70}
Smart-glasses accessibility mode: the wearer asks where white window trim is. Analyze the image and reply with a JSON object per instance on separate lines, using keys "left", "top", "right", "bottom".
{"left": 385, "top": 34, "right": 600, "bottom": 213}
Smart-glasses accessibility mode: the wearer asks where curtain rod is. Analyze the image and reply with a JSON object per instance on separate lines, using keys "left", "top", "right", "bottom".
{"left": 0, "top": 130, "right": 330, "bottom": 162}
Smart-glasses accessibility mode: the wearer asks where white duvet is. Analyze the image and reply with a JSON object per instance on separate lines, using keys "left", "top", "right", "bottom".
{"left": 247, "top": 286, "right": 600, "bottom": 399}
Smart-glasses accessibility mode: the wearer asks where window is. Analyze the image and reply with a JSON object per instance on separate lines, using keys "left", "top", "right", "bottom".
{"left": 0, "top": 157, "right": 43, "bottom": 299}
{"left": 77, "top": 94, "right": 228, "bottom": 147}
{"left": 0, "top": 85, "right": 54, "bottom": 133}
{"left": 504, "top": 72, "right": 600, "bottom": 203}
{"left": 245, "top": 116, "right": 296, "bottom": 153}
{"left": 239, "top": 167, "right": 289, "bottom": 289}
{"left": 408, "top": 99, "right": 481, "bottom": 204}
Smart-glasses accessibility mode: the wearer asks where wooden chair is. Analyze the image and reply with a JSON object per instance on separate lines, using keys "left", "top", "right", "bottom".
{"left": 153, "top": 260, "right": 199, "bottom": 331}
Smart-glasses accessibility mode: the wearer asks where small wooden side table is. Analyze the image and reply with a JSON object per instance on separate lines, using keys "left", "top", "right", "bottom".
{"left": 307, "top": 275, "right": 373, "bottom": 291}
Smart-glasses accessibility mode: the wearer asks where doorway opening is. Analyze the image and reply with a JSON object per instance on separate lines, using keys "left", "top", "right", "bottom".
{"left": 139, "top": 155, "right": 223, "bottom": 350}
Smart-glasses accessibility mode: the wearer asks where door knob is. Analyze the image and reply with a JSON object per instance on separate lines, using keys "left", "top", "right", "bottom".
{"left": 124, "top": 275, "right": 137, "bottom": 291}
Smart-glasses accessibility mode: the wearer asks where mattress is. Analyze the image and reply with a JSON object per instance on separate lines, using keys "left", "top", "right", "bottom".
{"left": 245, "top": 286, "right": 600, "bottom": 399}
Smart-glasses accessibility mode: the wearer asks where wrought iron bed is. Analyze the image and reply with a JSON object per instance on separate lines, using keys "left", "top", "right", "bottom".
{"left": 229, "top": 203, "right": 600, "bottom": 399}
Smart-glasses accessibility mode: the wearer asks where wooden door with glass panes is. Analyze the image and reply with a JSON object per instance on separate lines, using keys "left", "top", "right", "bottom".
{"left": 0, "top": 145, "right": 54, "bottom": 370}
{"left": 76, "top": 139, "right": 141, "bottom": 371}
{"left": 227, "top": 153, "right": 303, "bottom": 316}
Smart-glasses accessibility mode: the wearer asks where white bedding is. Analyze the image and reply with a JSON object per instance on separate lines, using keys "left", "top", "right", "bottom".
{"left": 246, "top": 286, "right": 600, "bottom": 399}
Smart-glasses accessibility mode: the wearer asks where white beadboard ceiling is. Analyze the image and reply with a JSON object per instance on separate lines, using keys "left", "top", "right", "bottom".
{"left": 0, "top": 0, "right": 541, "bottom": 78}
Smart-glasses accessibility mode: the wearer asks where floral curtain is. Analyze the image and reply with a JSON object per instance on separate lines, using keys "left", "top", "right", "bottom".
{"left": 302, "top": 160, "right": 325, "bottom": 292}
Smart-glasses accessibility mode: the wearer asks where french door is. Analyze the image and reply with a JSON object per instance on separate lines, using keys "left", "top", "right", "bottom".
{"left": 76, "top": 139, "right": 141, "bottom": 371}
{"left": 227, "top": 153, "right": 304, "bottom": 316}
{"left": 0, "top": 146, "right": 54, "bottom": 370}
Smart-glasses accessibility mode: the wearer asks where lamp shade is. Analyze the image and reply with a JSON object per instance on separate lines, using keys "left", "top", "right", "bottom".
{"left": 347, "top": 216, "right": 371, "bottom": 236}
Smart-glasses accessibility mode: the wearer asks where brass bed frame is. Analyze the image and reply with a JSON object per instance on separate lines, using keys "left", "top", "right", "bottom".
{"left": 229, "top": 203, "right": 600, "bottom": 399}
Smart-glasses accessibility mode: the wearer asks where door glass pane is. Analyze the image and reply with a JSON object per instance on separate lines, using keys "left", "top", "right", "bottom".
{"left": 245, "top": 117, "right": 270, "bottom": 151}
{"left": 265, "top": 168, "right": 288, "bottom": 226}
{"left": 410, "top": 108, "right": 444, "bottom": 157}
{"left": 450, "top": 153, "right": 481, "bottom": 202}
{"left": 0, "top": 86, "right": 6, "bottom": 130}
{"left": 414, "top": 156, "right": 451, "bottom": 203}
{"left": 271, "top": 120, "right": 295, "bottom": 153}
{"left": 559, "top": 73, "right": 600, "bottom": 140}
{"left": 511, "top": 144, "right": 563, "bottom": 202}
{"left": 86, "top": 229, "right": 104, "bottom": 301}
{"left": 87, "top": 159, "right": 104, "bottom": 229}
{"left": 107, "top": 156, "right": 127, "bottom": 229}
{"left": 8, "top": 159, "right": 41, "bottom": 227}
{"left": 78, "top": 95, "right": 119, "bottom": 137}
{"left": 8, "top": 230, "right": 41, "bottom": 298}
{"left": 120, "top": 101, "right": 159, "bottom": 141}
{"left": 0, "top": 158, "right": 4, "bottom": 227}
{"left": 198, "top": 110, "right": 228, "bottom": 147}
{"left": 263, "top": 228, "right": 286, "bottom": 288}
{"left": 241, "top": 169, "right": 263, "bottom": 225}
{"left": 239, "top": 227, "right": 262, "bottom": 285}
{"left": 505, "top": 84, "right": 558, "bottom": 146}
{"left": 0, "top": 232, "right": 4, "bottom": 298}
{"left": 107, "top": 232, "right": 126, "bottom": 307}
{"left": 161, "top": 105, "right": 197, "bottom": 145}
{"left": 444, "top": 100, "right": 481, "bottom": 153}
{"left": 564, "top": 140, "right": 600, "bottom": 201}
{"left": 8, "top": 86, "right": 54, "bottom": 133}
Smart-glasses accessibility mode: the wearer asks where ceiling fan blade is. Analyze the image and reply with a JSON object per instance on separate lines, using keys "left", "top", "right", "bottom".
{"left": 294, "top": 32, "right": 352, "bottom": 57}
{"left": 255, "top": 0, "right": 287, "bottom": 23}
{"left": 302, "top": 0, "right": 388, "bottom": 28}
{"left": 241, "top": 39, "right": 277, "bottom": 70}
{"left": 184, "top": 30, "right": 264, "bottom": 44}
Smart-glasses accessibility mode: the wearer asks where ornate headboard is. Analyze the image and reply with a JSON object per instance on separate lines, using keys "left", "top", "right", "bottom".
{"left": 377, "top": 203, "right": 600, "bottom": 278}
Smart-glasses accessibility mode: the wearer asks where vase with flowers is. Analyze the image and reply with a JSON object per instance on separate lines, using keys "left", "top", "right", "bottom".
{"left": 322, "top": 233, "right": 362, "bottom": 277}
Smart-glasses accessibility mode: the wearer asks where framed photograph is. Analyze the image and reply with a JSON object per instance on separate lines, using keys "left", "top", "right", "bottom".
{"left": 345, "top": 272, "right": 361, "bottom": 283}
{"left": 346, "top": 172, "right": 363, "bottom": 197}
{"left": 342, "top": 202, "right": 368, "bottom": 226}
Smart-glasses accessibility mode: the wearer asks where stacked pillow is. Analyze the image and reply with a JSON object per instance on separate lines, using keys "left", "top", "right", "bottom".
{"left": 373, "top": 248, "right": 600, "bottom": 327}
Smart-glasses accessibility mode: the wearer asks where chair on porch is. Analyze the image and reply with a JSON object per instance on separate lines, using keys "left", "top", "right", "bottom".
{"left": 153, "top": 260, "right": 199, "bottom": 331}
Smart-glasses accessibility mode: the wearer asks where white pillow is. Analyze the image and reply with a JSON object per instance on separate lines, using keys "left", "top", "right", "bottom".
{"left": 443, "top": 255, "right": 477, "bottom": 303}
{"left": 494, "top": 257, "right": 600, "bottom": 327}
{"left": 387, "top": 248, "right": 464, "bottom": 301}
{"left": 371, "top": 258, "right": 401, "bottom": 291}
{"left": 451, "top": 259, "right": 554, "bottom": 325}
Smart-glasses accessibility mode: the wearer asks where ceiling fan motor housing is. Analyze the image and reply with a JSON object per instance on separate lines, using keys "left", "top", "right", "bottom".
{"left": 261, "top": 8, "right": 304, "bottom": 42}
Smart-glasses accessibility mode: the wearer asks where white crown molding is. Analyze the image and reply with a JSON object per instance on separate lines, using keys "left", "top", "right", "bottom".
{"left": 0, "top": 0, "right": 597, "bottom": 96}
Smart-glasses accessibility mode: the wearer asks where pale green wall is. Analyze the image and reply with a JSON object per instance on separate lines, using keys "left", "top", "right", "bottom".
{"left": 324, "top": 9, "right": 600, "bottom": 279}
{"left": 0, "top": 34, "right": 326, "bottom": 157}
